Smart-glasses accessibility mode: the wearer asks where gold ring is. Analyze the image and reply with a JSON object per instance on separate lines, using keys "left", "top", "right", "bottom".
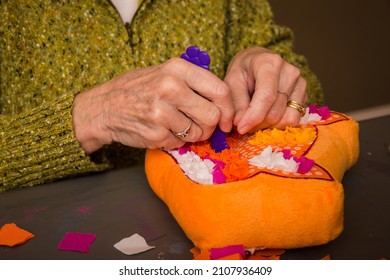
{"left": 277, "top": 90, "right": 289, "bottom": 99}
{"left": 287, "top": 100, "right": 306, "bottom": 117}
{"left": 171, "top": 121, "right": 192, "bottom": 138}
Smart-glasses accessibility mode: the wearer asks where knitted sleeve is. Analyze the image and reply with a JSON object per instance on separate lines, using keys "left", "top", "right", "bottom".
{"left": 225, "top": 0, "right": 324, "bottom": 104}
{"left": 0, "top": 94, "right": 113, "bottom": 191}
{"left": 0, "top": 0, "right": 142, "bottom": 191}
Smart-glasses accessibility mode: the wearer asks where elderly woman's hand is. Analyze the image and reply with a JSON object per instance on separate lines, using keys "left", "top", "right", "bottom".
{"left": 72, "top": 58, "right": 233, "bottom": 154}
{"left": 224, "top": 47, "right": 308, "bottom": 134}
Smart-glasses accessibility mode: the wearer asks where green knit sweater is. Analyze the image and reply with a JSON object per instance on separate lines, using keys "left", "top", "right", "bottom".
{"left": 0, "top": 0, "right": 323, "bottom": 191}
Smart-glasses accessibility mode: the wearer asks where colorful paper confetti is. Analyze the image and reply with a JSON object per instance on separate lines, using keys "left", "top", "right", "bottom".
{"left": 191, "top": 246, "right": 287, "bottom": 260}
{"left": 167, "top": 110, "right": 349, "bottom": 184}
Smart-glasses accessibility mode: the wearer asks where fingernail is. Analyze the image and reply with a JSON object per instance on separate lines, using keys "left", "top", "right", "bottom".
{"left": 219, "top": 122, "right": 232, "bottom": 133}
{"left": 223, "top": 125, "right": 233, "bottom": 133}
{"left": 238, "top": 125, "right": 248, "bottom": 135}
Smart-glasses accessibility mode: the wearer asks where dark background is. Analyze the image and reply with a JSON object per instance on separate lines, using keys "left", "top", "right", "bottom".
{"left": 269, "top": 0, "right": 390, "bottom": 113}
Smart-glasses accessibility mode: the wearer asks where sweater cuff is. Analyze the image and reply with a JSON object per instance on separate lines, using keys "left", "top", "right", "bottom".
{"left": 0, "top": 94, "right": 110, "bottom": 191}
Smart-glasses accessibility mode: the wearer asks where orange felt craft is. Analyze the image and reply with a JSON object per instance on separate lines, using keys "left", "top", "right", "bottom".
{"left": 145, "top": 111, "right": 359, "bottom": 250}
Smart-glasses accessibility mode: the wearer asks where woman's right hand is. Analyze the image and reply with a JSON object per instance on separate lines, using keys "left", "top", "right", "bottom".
{"left": 72, "top": 58, "right": 233, "bottom": 154}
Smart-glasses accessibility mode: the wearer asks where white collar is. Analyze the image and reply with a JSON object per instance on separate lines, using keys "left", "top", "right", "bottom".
{"left": 110, "top": 0, "right": 139, "bottom": 24}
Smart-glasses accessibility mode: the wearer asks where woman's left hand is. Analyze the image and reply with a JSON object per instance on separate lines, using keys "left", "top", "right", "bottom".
{"left": 224, "top": 47, "right": 308, "bottom": 134}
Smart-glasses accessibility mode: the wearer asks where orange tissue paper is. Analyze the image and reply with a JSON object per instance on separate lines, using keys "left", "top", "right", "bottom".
{"left": 0, "top": 223, "right": 35, "bottom": 247}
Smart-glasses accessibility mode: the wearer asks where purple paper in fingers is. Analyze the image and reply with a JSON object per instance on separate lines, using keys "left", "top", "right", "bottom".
{"left": 180, "top": 46, "right": 229, "bottom": 152}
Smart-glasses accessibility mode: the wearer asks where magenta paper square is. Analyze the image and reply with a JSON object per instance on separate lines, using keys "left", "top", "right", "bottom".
{"left": 210, "top": 244, "right": 246, "bottom": 260}
{"left": 58, "top": 232, "right": 96, "bottom": 253}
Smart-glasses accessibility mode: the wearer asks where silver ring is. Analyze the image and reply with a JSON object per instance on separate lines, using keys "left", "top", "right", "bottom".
{"left": 277, "top": 90, "right": 289, "bottom": 99}
{"left": 171, "top": 121, "right": 192, "bottom": 139}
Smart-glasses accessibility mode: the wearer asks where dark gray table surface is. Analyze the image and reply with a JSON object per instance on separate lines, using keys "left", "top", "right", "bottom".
{"left": 1, "top": 116, "right": 389, "bottom": 260}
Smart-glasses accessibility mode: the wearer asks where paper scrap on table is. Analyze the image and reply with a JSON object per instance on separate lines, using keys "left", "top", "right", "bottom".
{"left": 58, "top": 232, "right": 96, "bottom": 253}
{"left": 114, "top": 233, "right": 155, "bottom": 255}
{"left": 210, "top": 244, "right": 246, "bottom": 260}
{"left": 0, "top": 223, "right": 35, "bottom": 247}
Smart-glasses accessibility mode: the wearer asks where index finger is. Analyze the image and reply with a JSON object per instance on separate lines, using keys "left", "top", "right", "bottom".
{"left": 236, "top": 54, "right": 283, "bottom": 134}
{"left": 165, "top": 58, "right": 234, "bottom": 132}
